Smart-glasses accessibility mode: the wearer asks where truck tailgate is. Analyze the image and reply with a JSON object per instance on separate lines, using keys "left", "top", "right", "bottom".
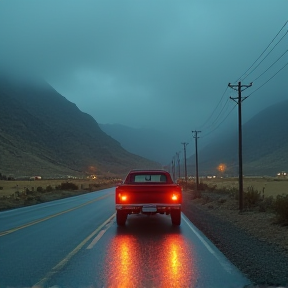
{"left": 116, "top": 184, "right": 181, "bottom": 204}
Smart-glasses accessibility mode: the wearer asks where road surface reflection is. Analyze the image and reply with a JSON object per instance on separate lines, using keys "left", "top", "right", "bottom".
{"left": 159, "top": 235, "right": 195, "bottom": 287}
{"left": 104, "top": 222, "right": 197, "bottom": 287}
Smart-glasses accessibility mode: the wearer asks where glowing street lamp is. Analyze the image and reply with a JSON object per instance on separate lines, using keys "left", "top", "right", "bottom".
{"left": 217, "top": 163, "right": 226, "bottom": 173}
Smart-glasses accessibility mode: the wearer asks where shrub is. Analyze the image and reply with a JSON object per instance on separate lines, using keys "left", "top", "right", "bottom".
{"left": 0, "top": 187, "right": 3, "bottom": 190}
{"left": 218, "top": 198, "right": 227, "bottom": 204}
{"left": 273, "top": 194, "right": 288, "bottom": 225}
{"left": 258, "top": 196, "right": 274, "bottom": 212}
{"left": 191, "top": 189, "right": 202, "bottom": 199}
{"left": 211, "top": 185, "right": 238, "bottom": 198}
{"left": 244, "top": 186, "right": 261, "bottom": 208}
{"left": 198, "top": 182, "right": 210, "bottom": 191}
{"left": 216, "top": 186, "right": 239, "bottom": 199}
{"left": 46, "top": 185, "right": 53, "bottom": 192}
{"left": 89, "top": 183, "right": 101, "bottom": 189}
{"left": 57, "top": 182, "right": 78, "bottom": 190}
{"left": 179, "top": 180, "right": 210, "bottom": 192}
{"left": 202, "top": 195, "right": 212, "bottom": 204}
{"left": 25, "top": 188, "right": 33, "bottom": 195}
{"left": 36, "top": 186, "right": 44, "bottom": 192}
{"left": 208, "top": 184, "right": 217, "bottom": 192}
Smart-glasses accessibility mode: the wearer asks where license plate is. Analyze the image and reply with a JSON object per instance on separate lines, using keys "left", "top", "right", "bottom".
{"left": 142, "top": 205, "right": 157, "bottom": 212}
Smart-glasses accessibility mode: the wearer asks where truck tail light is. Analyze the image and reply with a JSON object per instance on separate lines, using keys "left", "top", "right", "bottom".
{"left": 118, "top": 193, "right": 127, "bottom": 201}
{"left": 171, "top": 194, "right": 178, "bottom": 201}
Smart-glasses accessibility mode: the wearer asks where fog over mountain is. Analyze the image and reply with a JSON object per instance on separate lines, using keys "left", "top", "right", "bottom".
{"left": 0, "top": 72, "right": 160, "bottom": 178}
{"left": 0, "top": 0, "right": 287, "bottom": 146}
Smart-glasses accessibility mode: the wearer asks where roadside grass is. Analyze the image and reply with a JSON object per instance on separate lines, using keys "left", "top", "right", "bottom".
{"left": 180, "top": 177, "right": 288, "bottom": 225}
{"left": 201, "top": 177, "right": 288, "bottom": 197}
{"left": 0, "top": 178, "right": 119, "bottom": 211}
{"left": 0, "top": 178, "right": 115, "bottom": 197}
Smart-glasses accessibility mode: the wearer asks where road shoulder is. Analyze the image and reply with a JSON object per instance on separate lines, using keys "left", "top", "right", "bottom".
{"left": 182, "top": 191, "right": 288, "bottom": 286}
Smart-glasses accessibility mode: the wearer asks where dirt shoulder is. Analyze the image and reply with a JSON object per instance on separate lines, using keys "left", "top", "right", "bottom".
{"left": 182, "top": 190, "right": 288, "bottom": 286}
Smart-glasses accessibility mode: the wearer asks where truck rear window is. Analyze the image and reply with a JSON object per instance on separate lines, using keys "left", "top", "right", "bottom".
{"left": 133, "top": 174, "right": 167, "bottom": 183}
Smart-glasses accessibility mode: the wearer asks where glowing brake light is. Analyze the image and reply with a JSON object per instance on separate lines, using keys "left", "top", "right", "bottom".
{"left": 172, "top": 194, "right": 178, "bottom": 201}
{"left": 118, "top": 193, "right": 127, "bottom": 201}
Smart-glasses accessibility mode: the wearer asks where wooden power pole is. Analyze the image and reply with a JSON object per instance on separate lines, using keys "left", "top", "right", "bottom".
{"left": 228, "top": 81, "right": 252, "bottom": 211}
{"left": 181, "top": 142, "right": 189, "bottom": 190}
{"left": 192, "top": 130, "right": 201, "bottom": 191}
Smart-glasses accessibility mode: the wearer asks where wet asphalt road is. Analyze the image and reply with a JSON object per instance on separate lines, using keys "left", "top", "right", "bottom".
{"left": 0, "top": 188, "right": 251, "bottom": 287}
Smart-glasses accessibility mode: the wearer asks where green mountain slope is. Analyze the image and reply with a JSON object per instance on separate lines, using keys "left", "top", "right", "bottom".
{"left": 0, "top": 73, "right": 160, "bottom": 178}
{"left": 188, "top": 100, "right": 288, "bottom": 176}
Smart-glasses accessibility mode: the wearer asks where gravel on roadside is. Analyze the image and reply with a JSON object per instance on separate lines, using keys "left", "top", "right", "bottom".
{"left": 182, "top": 197, "right": 288, "bottom": 287}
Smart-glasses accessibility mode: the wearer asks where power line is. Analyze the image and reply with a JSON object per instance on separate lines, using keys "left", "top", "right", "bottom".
{"left": 235, "top": 20, "right": 288, "bottom": 82}
{"left": 252, "top": 49, "right": 288, "bottom": 82}
{"left": 204, "top": 97, "right": 230, "bottom": 130}
{"left": 242, "top": 30, "right": 288, "bottom": 81}
{"left": 198, "top": 86, "right": 228, "bottom": 130}
{"left": 201, "top": 103, "right": 237, "bottom": 139}
{"left": 191, "top": 22, "right": 288, "bottom": 151}
{"left": 248, "top": 61, "right": 288, "bottom": 98}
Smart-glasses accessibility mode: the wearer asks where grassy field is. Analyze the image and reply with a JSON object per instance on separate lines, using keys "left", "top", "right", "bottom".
{"left": 1, "top": 177, "right": 287, "bottom": 198}
{"left": 0, "top": 178, "right": 120, "bottom": 211}
{"left": 201, "top": 177, "right": 288, "bottom": 197}
{"left": 0, "top": 178, "right": 118, "bottom": 197}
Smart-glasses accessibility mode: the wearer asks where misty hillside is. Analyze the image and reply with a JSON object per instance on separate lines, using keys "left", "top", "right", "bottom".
{"left": 188, "top": 100, "right": 288, "bottom": 176}
{"left": 99, "top": 124, "right": 181, "bottom": 164}
{"left": 0, "top": 72, "right": 160, "bottom": 178}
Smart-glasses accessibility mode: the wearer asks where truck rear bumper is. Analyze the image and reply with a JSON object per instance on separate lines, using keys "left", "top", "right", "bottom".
{"left": 116, "top": 204, "right": 181, "bottom": 214}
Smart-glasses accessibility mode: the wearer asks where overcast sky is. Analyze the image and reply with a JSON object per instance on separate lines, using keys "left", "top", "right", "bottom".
{"left": 1, "top": 0, "right": 287, "bottom": 144}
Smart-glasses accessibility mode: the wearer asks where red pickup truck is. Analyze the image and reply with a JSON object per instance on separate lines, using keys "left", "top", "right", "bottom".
{"left": 115, "top": 169, "right": 182, "bottom": 226}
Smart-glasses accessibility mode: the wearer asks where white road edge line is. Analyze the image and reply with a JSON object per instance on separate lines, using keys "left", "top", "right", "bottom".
{"left": 182, "top": 213, "right": 233, "bottom": 274}
{"left": 87, "top": 219, "right": 114, "bottom": 250}
{"left": 87, "top": 230, "right": 106, "bottom": 249}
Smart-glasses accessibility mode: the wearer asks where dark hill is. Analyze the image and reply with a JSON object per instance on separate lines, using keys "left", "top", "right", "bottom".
{"left": 188, "top": 100, "right": 288, "bottom": 176}
{"left": 0, "top": 73, "right": 160, "bottom": 178}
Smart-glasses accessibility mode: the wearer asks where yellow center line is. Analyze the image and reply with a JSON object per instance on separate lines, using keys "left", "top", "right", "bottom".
{"left": 0, "top": 193, "right": 114, "bottom": 237}
{"left": 33, "top": 213, "right": 116, "bottom": 288}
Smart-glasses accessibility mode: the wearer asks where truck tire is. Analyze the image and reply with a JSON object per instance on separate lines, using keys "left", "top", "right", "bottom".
{"left": 171, "top": 209, "right": 181, "bottom": 226}
{"left": 116, "top": 210, "right": 127, "bottom": 226}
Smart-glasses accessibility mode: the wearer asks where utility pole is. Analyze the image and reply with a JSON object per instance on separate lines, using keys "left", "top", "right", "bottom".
{"left": 228, "top": 81, "right": 252, "bottom": 212}
{"left": 172, "top": 156, "right": 176, "bottom": 182}
{"left": 192, "top": 130, "right": 201, "bottom": 191}
{"left": 181, "top": 142, "right": 189, "bottom": 190}
{"left": 176, "top": 151, "right": 181, "bottom": 180}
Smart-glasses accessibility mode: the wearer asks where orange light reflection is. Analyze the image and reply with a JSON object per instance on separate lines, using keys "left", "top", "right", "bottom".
{"left": 105, "top": 235, "right": 141, "bottom": 288}
{"left": 105, "top": 233, "right": 197, "bottom": 287}
{"left": 158, "top": 235, "right": 196, "bottom": 287}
